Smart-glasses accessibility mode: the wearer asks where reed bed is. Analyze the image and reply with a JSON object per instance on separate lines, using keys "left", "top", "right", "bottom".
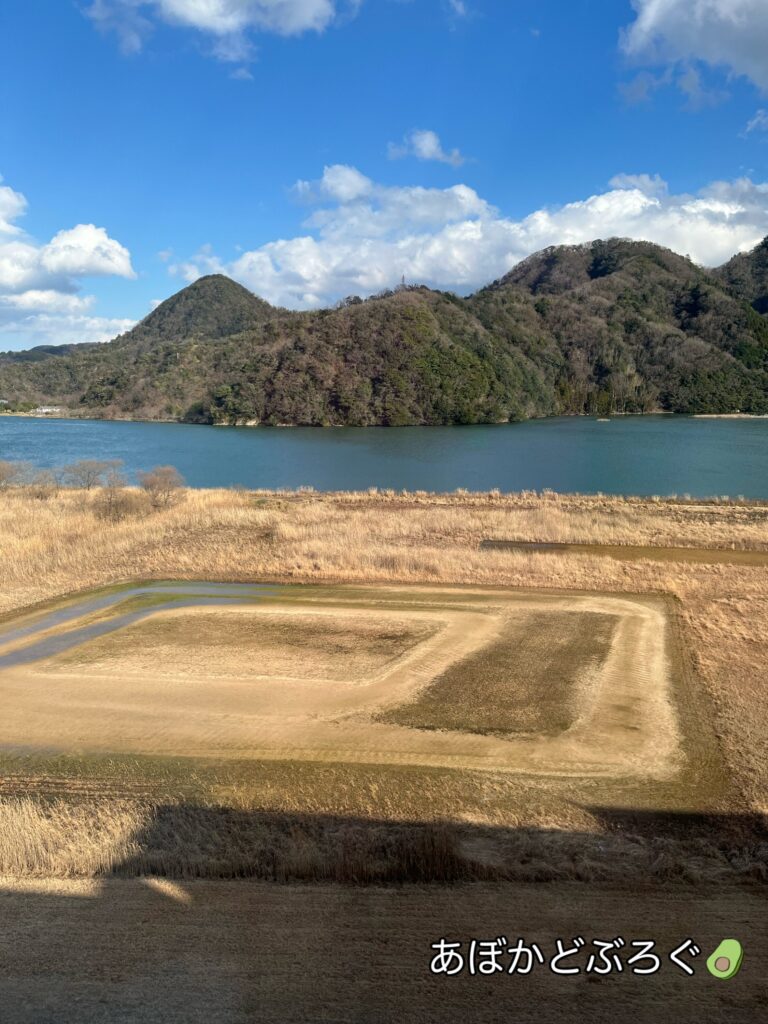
{"left": 2, "top": 486, "right": 767, "bottom": 618}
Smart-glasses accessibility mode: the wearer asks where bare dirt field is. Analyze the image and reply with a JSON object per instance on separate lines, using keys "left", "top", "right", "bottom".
{"left": 0, "top": 877, "right": 765, "bottom": 1024}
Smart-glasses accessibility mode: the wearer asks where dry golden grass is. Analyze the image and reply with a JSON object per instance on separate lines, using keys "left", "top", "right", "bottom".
{"left": 48, "top": 608, "right": 436, "bottom": 682}
{"left": 1, "top": 486, "right": 767, "bottom": 620}
{"left": 0, "top": 485, "right": 766, "bottom": 882}
{"left": 0, "top": 798, "right": 146, "bottom": 877}
{"left": 0, "top": 797, "right": 763, "bottom": 885}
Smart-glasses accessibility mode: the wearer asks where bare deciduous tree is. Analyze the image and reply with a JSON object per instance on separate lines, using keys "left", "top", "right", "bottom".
{"left": 137, "top": 465, "right": 185, "bottom": 508}
{"left": 27, "top": 469, "right": 59, "bottom": 501}
{"left": 63, "top": 459, "right": 123, "bottom": 490}
{"left": 0, "top": 460, "right": 31, "bottom": 488}
{"left": 94, "top": 467, "right": 146, "bottom": 522}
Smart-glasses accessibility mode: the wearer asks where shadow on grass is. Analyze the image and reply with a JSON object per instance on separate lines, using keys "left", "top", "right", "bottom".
{"left": 109, "top": 803, "right": 768, "bottom": 885}
{"left": 1, "top": 807, "right": 767, "bottom": 1024}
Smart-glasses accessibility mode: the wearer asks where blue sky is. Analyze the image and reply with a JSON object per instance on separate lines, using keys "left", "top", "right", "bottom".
{"left": 2, "top": 0, "right": 768, "bottom": 350}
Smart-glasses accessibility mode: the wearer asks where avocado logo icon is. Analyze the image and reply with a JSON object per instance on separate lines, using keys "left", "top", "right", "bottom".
{"left": 706, "top": 939, "right": 743, "bottom": 979}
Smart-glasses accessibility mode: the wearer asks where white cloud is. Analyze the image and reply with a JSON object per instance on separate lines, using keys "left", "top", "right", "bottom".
{"left": 622, "top": 0, "right": 768, "bottom": 92}
{"left": 388, "top": 129, "right": 466, "bottom": 167}
{"left": 170, "top": 166, "right": 768, "bottom": 308}
{"left": 0, "top": 240, "right": 45, "bottom": 293}
{"left": 211, "top": 32, "right": 256, "bottom": 62}
{"left": 0, "top": 291, "right": 96, "bottom": 314}
{"left": 85, "top": 0, "right": 351, "bottom": 61}
{"left": 86, "top": 0, "right": 153, "bottom": 54}
{"left": 40, "top": 225, "right": 135, "bottom": 279}
{"left": 746, "top": 109, "right": 768, "bottom": 133}
{"left": 302, "top": 164, "right": 374, "bottom": 203}
{"left": 158, "top": 0, "right": 337, "bottom": 35}
{"left": 0, "top": 175, "right": 136, "bottom": 350}
{"left": 0, "top": 178, "right": 28, "bottom": 236}
{"left": 0, "top": 314, "right": 136, "bottom": 350}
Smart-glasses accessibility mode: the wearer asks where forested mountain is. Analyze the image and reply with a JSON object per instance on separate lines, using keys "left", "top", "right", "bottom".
{"left": 2, "top": 237, "right": 767, "bottom": 425}
{"left": 715, "top": 237, "right": 768, "bottom": 315}
{"left": 469, "top": 238, "right": 768, "bottom": 415}
{"left": 119, "top": 273, "right": 277, "bottom": 350}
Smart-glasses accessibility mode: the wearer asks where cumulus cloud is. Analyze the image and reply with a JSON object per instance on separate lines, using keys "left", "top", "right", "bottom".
{"left": 622, "top": 0, "right": 768, "bottom": 92}
{"left": 388, "top": 129, "right": 466, "bottom": 167}
{"left": 40, "top": 225, "right": 135, "bottom": 279}
{"left": 294, "top": 164, "right": 374, "bottom": 203}
{"left": 0, "top": 175, "right": 136, "bottom": 351}
{"left": 85, "top": 0, "right": 352, "bottom": 61}
{"left": 0, "top": 313, "right": 137, "bottom": 349}
{"left": 169, "top": 165, "right": 768, "bottom": 308}
{"left": 0, "top": 179, "right": 28, "bottom": 235}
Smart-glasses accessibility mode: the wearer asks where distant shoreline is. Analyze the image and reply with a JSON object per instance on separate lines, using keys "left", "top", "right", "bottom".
{"left": 3, "top": 410, "right": 768, "bottom": 426}
{"left": 0, "top": 412, "right": 72, "bottom": 420}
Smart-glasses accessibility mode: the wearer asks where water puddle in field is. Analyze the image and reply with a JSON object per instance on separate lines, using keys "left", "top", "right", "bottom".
{"left": 480, "top": 540, "right": 768, "bottom": 565}
{"left": 0, "top": 582, "right": 281, "bottom": 669}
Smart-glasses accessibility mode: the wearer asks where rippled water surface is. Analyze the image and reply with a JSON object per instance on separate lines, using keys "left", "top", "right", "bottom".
{"left": 1, "top": 415, "right": 768, "bottom": 497}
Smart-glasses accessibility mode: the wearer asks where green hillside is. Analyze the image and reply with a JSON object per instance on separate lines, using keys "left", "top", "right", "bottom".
{"left": 715, "top": 237, "right": 768, "bottom": 315}
{"left": 1, "top": 237, "right": 767, "bottom": 425}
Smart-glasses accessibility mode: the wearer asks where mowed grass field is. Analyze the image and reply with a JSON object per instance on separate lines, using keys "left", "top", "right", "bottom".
{"left": 0, "top": 485, "right": 765, "bottom": 1022}
{"left": 379, "top": 609, "right": 617, "bottom": 736}
{"left": 0, "top": 585, "right": 679, "bottom": 778}
{"left": 49, "top": 607, "right": 438, "bottom": 682}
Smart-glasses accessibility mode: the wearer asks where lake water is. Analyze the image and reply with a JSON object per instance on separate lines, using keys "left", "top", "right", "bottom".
{"left": 1, "top": 415, "right": 767, "bottom": 498}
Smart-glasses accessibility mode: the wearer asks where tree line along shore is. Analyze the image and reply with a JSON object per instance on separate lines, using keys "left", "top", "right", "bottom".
{"left": 1, "top": 237, "right": 768, "bottom": 426}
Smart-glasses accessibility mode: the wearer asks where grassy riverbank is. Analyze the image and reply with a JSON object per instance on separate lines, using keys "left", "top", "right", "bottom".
{"left": 1, "top": 486, "right": 766, "bottom": 818}
{"left": 0, "top": 486, "right": 765, "bottom": 1021}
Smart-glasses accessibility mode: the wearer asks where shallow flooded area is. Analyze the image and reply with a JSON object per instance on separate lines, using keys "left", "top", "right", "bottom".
{"left": 480, "top": 540, "right": 768, "bottom": 564}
